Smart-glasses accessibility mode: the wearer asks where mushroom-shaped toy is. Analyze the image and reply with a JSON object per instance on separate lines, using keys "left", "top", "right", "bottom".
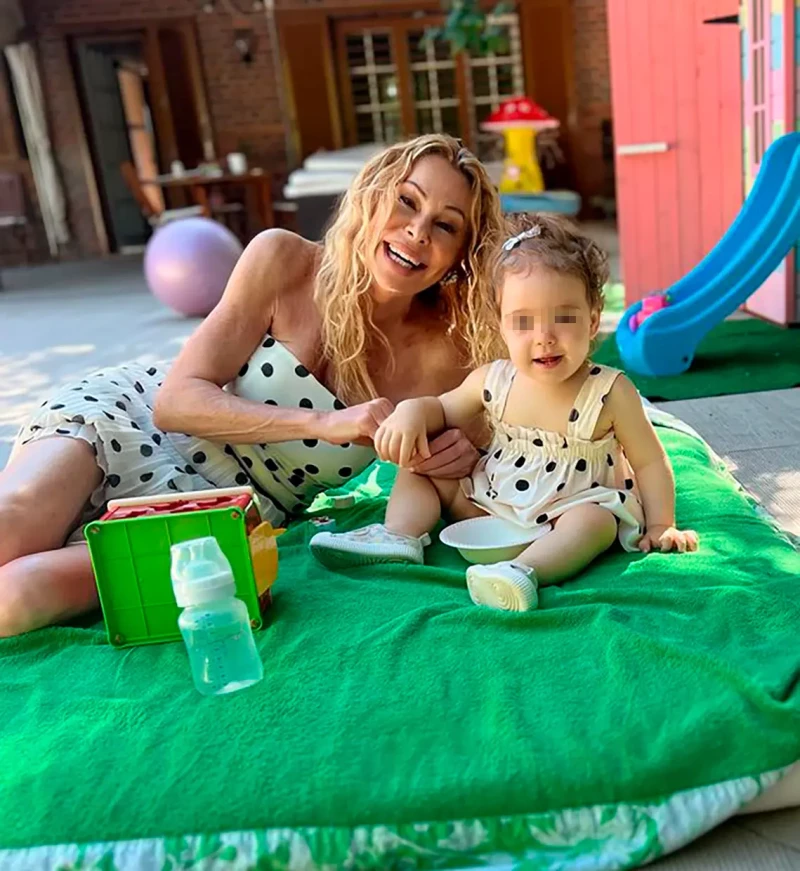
{"left": 481, "top": 97, "right": 560, "bottom": 194}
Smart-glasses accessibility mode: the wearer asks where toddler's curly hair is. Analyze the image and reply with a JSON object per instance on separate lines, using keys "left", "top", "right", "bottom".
{"left": 492, "top": 212, "right": 610, "bottom": 312}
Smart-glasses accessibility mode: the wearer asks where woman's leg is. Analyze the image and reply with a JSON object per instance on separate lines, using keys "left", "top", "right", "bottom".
{"left": 516, "top": 503, "right": 618, "bottom": 586}
{"left": 0, "top": 548, "right": 97, "bottom": 637}
{"left": 0, "top": 438, "right": 103, "bottom": 636}
{"left": 384, "top": 469, "right": 485, "bottom": 538}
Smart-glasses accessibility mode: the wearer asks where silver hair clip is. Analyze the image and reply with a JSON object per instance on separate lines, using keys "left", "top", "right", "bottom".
{"left": 502, "top": 225, "right": 542, "bottom": 252}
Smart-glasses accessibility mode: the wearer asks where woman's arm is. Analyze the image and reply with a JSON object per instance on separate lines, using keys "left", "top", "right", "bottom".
{"left": 608, "top": 376, "right": 698, "bottom": 553}
{"left": 154, "top": 230, "right": 391, "bottom": 446}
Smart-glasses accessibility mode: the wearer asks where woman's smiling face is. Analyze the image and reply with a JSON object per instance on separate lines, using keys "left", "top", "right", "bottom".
{"left": 366, "top": 154, "right": 473, "bottom": 302}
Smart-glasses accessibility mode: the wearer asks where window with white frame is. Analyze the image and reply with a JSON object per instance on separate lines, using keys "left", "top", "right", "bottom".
{"left": 337, "top": 12, "right": 524, "bottom": 156}
{"left": 407, "top": 29, "right": 462, "bottom": 139}
{"left": 465, "top": 14, "right": 525, "bottom": 159}
{"left": 343, "top": 30, "right": 402, "bottom": 144}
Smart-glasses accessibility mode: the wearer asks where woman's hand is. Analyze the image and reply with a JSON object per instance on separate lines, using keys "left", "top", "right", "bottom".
{"left": 409, "top": 428, "right": 480, "bottom": 479}
{"left": 374, "top": 402, "right": 431, "bottom": 467}
{"left": 324, "top": 398, "right": 394, "bottom": 446}
{"left": 638, "top": 525, "right": 699, "bottom": 554}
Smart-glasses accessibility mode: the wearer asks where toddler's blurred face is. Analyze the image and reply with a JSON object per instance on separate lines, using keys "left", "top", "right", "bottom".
{"left": 499, "top": 265, "right": 600, "bottom": 384}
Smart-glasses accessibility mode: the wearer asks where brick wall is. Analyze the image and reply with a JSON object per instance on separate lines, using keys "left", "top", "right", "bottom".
{"left": 18, "top": 0, "right": 287, "bottom": 261}
{"left": 0, "top": 166, "right": 50, "bottom": 269}
{"left": 571, "top": 0, "right": 615, "bottom": 213}
{"left": 7, "top": 0, "right": 615, "bottom": 264}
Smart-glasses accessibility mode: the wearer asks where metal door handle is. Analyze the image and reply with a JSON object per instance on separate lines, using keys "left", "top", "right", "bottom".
{"left": 616, "top": 142, "right": 671, "bottom": 156}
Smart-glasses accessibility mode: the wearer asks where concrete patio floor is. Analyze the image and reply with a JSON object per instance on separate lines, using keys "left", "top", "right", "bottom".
{"left": 1, "top": 254, "right": 799, "bottom": 869}
{"left": 0, "top": 255, "right": 200, "bottom": 462}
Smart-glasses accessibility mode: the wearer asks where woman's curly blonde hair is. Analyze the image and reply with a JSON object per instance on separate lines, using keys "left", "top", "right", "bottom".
{"left": 314, "top": 134, "right": 505, "bottom": 404}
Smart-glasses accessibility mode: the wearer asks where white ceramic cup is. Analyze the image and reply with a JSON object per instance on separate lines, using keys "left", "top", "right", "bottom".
{"left": 227, "top": 152, "right": 248, "bottom": 175}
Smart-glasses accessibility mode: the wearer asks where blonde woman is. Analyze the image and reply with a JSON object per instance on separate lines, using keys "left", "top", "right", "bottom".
{"left": 0, "top": 134, "right": 504, "bottom": 637}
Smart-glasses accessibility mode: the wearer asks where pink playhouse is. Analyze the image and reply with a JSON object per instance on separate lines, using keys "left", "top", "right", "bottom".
{"left": 608, "top": 0, "right": 799, "bottom": 326}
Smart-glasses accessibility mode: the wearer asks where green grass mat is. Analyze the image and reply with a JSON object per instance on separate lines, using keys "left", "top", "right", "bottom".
{"left": 0, "top": 428, "right": 799, "bottom": 850}
{"left": 595, "top": 318, "right": 800, "bottom": 400}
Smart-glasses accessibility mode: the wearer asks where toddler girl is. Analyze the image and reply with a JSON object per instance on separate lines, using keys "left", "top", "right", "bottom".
{"left": 310, "top": 214, "right": 698, "bottom": 610}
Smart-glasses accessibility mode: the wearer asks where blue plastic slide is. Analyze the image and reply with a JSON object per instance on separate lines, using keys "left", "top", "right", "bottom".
{"left": 616, "top": 132, "right": 800, "bottom": 377}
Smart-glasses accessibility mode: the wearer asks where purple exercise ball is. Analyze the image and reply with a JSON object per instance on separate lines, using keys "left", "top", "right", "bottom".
{"left": 144, "top": 217, "right": 244, "bottom": 317}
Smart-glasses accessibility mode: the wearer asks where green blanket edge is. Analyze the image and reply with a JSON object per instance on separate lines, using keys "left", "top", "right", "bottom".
{"left": 0, "top": 765, "right": 791, "bottom": 871}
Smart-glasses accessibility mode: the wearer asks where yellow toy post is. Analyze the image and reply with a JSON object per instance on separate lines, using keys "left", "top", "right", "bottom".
{"left": 248, "top": 519, "right": 285, "bottom": 604}
{"left": 482, "top": 97, "right": 560, "bottom": 195}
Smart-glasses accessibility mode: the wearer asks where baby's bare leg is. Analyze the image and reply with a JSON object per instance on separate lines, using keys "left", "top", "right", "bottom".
{"left": 434, "top": 477, "right": 488, "bottom": 523}
{"left": 384, "top": 469, "right": 445, "bottom": 537}
{"left": 516, "top": 503, "right": 617, "bottom": 586}
{"left": 385, "top": 470, "right": 485, "bottom": 537}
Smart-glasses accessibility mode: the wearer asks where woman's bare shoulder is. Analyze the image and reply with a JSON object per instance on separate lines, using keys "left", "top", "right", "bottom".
{"left": 231, "top": 229, "right": 320, "bottom": 303}
{"left": 159, "top": 231, "right": 321, "bottom": 392}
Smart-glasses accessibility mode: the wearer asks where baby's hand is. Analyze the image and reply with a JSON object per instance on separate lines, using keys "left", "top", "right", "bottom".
{"left": 639, "top": 525, "right": 699, "bottom": 554}
{"left": 374, "top": 403, "right": 430, "bottom": 468}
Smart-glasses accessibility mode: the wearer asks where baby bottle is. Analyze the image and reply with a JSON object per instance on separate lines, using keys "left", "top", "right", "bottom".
{"left": 170, "top": 536, "right": 263, "bottom": 696}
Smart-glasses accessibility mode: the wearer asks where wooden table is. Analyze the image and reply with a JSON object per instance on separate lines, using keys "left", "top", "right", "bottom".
{"left": 141, "top": 169, "right": 274, "bottom": 230}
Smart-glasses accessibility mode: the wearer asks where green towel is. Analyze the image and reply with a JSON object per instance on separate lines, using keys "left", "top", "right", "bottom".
{"left": 0, "top": 428, "right": 799, "bottom": 851}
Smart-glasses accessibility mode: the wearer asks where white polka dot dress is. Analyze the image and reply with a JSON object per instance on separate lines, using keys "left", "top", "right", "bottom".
{"left": 12, "top": 336, "right": 375, "bottom": 542}
{"left": 462, "top": 360, "right": 644, "bottom": 551}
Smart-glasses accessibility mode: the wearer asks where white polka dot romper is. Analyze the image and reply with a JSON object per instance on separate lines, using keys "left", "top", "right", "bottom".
{"left": 12, "top": 335, "right": 375, "bottom": 542}
{"left": 462, "top": 360, "right": 645, "bottom": 551}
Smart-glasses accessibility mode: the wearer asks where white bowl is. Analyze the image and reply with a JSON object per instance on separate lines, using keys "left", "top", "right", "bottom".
{"left": 438, "top": 516, "right": 549, "bottom": 565}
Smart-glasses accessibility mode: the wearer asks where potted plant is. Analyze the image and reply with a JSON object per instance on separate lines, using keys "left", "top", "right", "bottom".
{"left": 424, "top": 0, "right": 515, "bottom": 57}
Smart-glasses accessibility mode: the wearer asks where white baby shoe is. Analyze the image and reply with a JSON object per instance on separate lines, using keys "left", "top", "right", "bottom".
{"left": 466, "top": 561, "right": 539, "bottom": 611}
{"left": 310, "top": 523, "right": 430, "bottom": 569}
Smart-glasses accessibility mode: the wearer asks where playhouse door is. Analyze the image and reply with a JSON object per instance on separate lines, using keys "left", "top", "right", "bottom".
{"left": 607, "top": 0, "right": 743, "bottom": 304}
{"left": 742, "top": 0, "right": 796, "bottom": 324}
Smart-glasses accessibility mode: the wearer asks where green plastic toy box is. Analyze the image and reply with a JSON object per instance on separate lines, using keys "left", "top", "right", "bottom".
{"left": 85, "top": 486, "right": 281, "bottom": 648}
